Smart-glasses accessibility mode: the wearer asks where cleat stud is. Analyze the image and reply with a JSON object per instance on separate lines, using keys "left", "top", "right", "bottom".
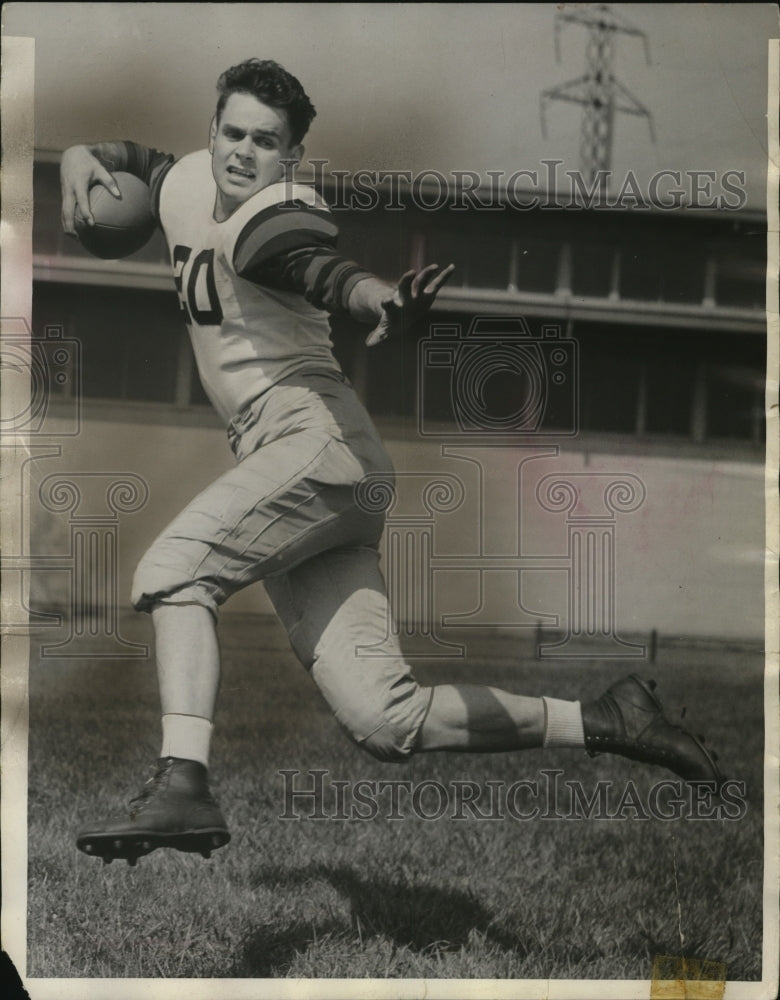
{"left": 128, "top": 857, "right": 138, "bottom": 867}
{"left": 85, "top": 844, "right": 93, "bottom": 854}
{"left": 201, "top": 850, "right": 211, "bottom": 860}
{"left": 142, "top": 841, "right": 151, "bottom": 851}
{"left": 113, "top": 839, "right": 123, "bottom": 850}
{"left": 103, "top": 857, "right": 112, "bottom": 865}
{"left": 211, "top": 835, "right": 221, "bottom": 847}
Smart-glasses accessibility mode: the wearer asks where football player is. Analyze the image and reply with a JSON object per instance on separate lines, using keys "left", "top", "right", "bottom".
{"left": 60, "top": 59, "right": 722, "bottom": 865}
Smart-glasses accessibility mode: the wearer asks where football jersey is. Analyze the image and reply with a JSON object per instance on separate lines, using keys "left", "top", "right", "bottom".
{"left": 156, "top": 149, "right": 359, "bottom": 424}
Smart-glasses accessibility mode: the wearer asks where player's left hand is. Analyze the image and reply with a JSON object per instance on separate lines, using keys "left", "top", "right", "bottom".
{"left": 366, "top": 263, "right": 455, "bottom": 347}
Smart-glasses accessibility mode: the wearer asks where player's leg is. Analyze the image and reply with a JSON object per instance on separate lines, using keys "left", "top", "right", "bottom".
{"left": 153, "top": 601, "right": 220, "bottom": 772}
{"left": 75, "top": 601, "right": 228, "bottom": 866}
{"left": 266, "top": 546, "right": 721, "bottom": 783}
{"left": 155, "top": 603, "right": 220, "bottom": 722}
{"left": 265, "top": 548, "right": 572, "bottom": 758}
{"left": 417, "top": 676, "right": 721, "bottom": 787}
{"left": 417, "top": 686, "right": 546, "bottom": 751}
{"left": 77, "top": 378, "right": 391, "bottom": 863}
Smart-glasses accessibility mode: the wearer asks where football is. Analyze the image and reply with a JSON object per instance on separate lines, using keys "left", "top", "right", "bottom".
{"left": 74, "top": 171, "right": 156, "bottom": 259}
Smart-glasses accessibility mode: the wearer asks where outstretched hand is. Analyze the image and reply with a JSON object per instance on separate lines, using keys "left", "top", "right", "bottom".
{"left": 60, "top": 145, "right": 122, "bottom": 236}
{"left": 365, "top": 263, "right": 455, "bottom": 347}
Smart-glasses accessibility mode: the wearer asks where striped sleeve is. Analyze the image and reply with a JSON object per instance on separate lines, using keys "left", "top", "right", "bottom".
{"left": 233, "top": 199, "right": 373, "bottom": 313}
{"left": 120, "top": 142, "right": 175, "bottom": 221}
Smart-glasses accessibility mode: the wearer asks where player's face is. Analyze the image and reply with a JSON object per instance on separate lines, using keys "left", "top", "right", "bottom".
{"left": 209, "top": 92, "right": 303, "bottom": 221}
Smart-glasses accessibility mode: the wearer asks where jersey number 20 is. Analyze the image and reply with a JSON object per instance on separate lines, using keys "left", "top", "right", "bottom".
{"left": 173, "top": 245, "right": 223, "bottom": 326}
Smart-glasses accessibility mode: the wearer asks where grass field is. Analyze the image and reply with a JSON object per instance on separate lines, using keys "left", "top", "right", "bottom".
{"left": 25, "top": 614, "right": 765, "bottom": 983}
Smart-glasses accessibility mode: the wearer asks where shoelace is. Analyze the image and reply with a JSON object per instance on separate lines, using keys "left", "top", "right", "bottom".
{"left": 128, "top": 761, "right": 173, "bottom": 813}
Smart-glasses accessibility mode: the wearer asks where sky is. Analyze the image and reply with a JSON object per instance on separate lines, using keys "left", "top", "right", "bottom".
{"left": 2, "top": 2, "right": 778, "bottom": 208}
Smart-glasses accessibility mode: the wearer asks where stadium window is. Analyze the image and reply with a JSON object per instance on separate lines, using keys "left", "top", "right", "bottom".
{"left": 422, "top": 216, "right": 487, "bottom": 292}
{"left": 616, "top": 235, "right": 706, "bottom": 306}
{"left": 422, "top": 233, "right": 465, "bottom": 288}
{"left": 33, "top": 282, "right": 183, "bottom": 404}
{"left": 619, "top": 246, "right": 662, "bottom": 301}
{"left": 659, "top": 247, "right": 705, "bottom": 304}
{"left": 579, "top": 342, "right": 642, "bottom": 434}
{"left": 706, "top": 365, "right": 765, "bottom": 444}
{"left": 616, "top": 215, "right": 717, "bottom": 304}
{"left": 357, "top": 314, "right": 766, "bottom": 451}
{"left": 714, "top": 256, "right": 765, "bottom": 310}
{"left": 335, "top": 213, "right": 407, "bottom": 283}
{"left": 574, "top": 324, "right": 766, "bottom": 446}
{"left": 513, "top": 239, "right": 560, "bottom": 295}
{"left": 571, "top": 242, "right": 614, "bottom": 298}
{"left": 464, "top": 233, "right": 513, "bottom": 289}
{"left": 643, "top": 355, "right": 698, "bottom": 435}
{"left": 392, "top": 312, "right": 579, "bottom": 430}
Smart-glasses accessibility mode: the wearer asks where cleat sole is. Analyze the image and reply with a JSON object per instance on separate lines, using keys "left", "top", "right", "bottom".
{"left": 77, "top": 828, "right": 230, "bottom": 863}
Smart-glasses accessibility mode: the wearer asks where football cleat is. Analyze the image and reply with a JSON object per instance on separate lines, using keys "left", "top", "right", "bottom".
{"left": 581, "top": 674, "right": 723, "bottom": 787}
{"left": 76, "top": 757, "right": 230, "bottom": 865}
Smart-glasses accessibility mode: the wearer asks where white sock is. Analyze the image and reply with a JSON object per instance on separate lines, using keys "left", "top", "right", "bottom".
{"left": 160, "top": 714, "right": 213, "bottom": 767}
{"left": 542, "top": 697, "right": 585, "bottom": 748}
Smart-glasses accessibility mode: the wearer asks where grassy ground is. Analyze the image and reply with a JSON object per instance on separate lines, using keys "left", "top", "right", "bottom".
{"left": 25, "top": 615, "right": 764, "bottom": 982}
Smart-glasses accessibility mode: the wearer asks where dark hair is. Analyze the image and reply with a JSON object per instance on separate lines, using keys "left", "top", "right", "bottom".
{"left": 215, "top": 59, "right": 316, "bottom": 145}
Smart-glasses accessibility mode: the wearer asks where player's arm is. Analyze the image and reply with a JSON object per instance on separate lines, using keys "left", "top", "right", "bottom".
{"left": 233, "top": 199, "right": 453, "bottom": 344}
{"left": 60, "top": 141, "right": 173, "bottom": 235}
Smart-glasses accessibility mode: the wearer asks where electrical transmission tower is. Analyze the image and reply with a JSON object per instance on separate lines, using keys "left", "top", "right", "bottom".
{"left": 540, "top": 4, "right": 654, "bottom": 196}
